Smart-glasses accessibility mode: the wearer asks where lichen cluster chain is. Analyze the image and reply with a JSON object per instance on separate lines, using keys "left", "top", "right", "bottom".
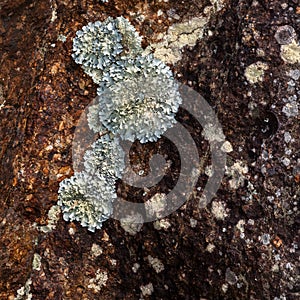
{"left": 58, "top": 17, "right": 182, "bottom": 231}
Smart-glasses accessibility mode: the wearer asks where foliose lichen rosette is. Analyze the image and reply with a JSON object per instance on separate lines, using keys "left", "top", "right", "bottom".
{"left": 83, "top": 135, "right": 125, "bottom": 182}
{"left": 58, "top": 172, "right": 117, "bottom": 232}
{"left": 72, "top": 16, "right": 142, "bottom": 87}
{"left": 96, "top": 54, "right": 182, "bottom": 143}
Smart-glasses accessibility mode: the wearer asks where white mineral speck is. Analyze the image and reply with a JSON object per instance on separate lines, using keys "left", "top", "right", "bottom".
{"left": 248, "top": 219, "right": 255, "bottom": 225}
{"left": 282, "top": 157, "right": 291, "bottom": 166}
{"left": 222, "top": 283, "right": 228, "bottom": 293}
{"left": 284, "top": 132, "right": 292, "bottom": 143}
{"left": 225, "top": 268, "right": 238, "bottom": 285}
{"left": 68, "top": 227, "right": 75, "bottom": 235}
{"left": 221, "top": 141, "right": 233, "bottom": 153}
{"left": 132, "top": 263, "right": 140, "bottom": 273}
{"left": 288, "top": 69, "right": 300, "bottom": 80}
{"left": 190, "top": 218, "right": 198, "bottom": 228}
{"left": 157, "top": 9, "right": 163, "bottom": 16}
{"left": 261, "top": 234, "right": 271, "bottom": 245}
{"left": 282, "top": 102, "right": 298, "bottom": 117}
{"left": 285, "top": 148, "right": 292, "bottom": 156}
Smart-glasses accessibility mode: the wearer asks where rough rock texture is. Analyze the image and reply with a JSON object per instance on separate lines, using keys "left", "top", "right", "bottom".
{"left": 0, "top": 0, "right": 299, "bottom": 299}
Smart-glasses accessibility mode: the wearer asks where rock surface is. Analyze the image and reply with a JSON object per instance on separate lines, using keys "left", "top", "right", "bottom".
{"left": 0, "top": 0, "right": 299, "bottom": 299}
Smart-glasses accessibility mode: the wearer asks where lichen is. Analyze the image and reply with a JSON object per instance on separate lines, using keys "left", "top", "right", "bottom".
{"left": 14, "top": 279, "right": 32, "bottom": 300}
{"left": 63, "top": 16, "right": 183, "bottom": 231}
{"left": 221, "top": 141, "right": 233, "bottom": 153}
{"left": 72, "top": 19, "right": 122, "bottom": 69}
{"left": 73, "top": 17, "right": 142, "bottom": 86}
{"left": 32, "top": 253, "right": 41, "bottom": 271}
{"left": 147, "top": 255, "right": 165, "bottom": 273}
{"left": 38, "top": 205, "right": 60, "bottom": 233}
{"left": 120, "top": 213, "right": 144, "bottom": 235}
{"left": 58, "top": 172, "right": 117, "bottom": 232}
{"left": 87, "top": 269, "right": 108, "bottom": 293}
{"left": 146, "top": 17, "right": 208, "bottom": 64}
{"left": 226, "top": 160, "right": 248, "bottom": 189}
{"left": 83, "top": 135, "right": 125, "bottom": 182}
{"left": 97, "top": 54, "right": 182, "bottom": 143}
{"left": 211, "top": 200, "right": 228, "bottom": 220}
{"left": 90, "top": 243, "right": 103, "bottom": 258}
{"left": 280, "top": 41, "right": 300, "bottom": 64}
{"left": 274, "top": 25, "right": 297, "bottom": 45}
{"left": 153, "top": 218, "right": 171, "bottom": 230}
{"left": 145, "top": 193, "right": 167, "bottom": 218}
{"left": 57, "top": 34, "right": 67, "bottom": 43}
{"left": 244, "top": 61, "right": 269, "bottom": 84}
{"left": 282, "top": 101, "right": 298, "bottom": 117}
{"left": 146, "top": 0, "right": 226, "bottom": 64}
{"left": 202, "top": 122, "right": 225, "bottom": 142}
{"left": 140, "top": 283, "right": 154, "bottom": 296}
{"left": 86, "top": 53, "right": 171, "bottom": 91}
{"left": 86, "top": 100, "right": 107, "bottom": 133}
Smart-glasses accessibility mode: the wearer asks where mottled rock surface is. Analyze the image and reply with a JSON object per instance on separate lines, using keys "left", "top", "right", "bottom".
{"left": 0, "top": 0, "right": 299, "bottom": 299}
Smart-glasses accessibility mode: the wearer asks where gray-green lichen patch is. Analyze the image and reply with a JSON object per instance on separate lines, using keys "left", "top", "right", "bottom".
{"left": 226, "top": 160, "right": 249, "bottom": 189}
{"left": 147, "top": 0, "right": 227, "bottom": 64}
{"left": 146, "top": 17, "right": 208, "bottom": 65}
{"left": 120, "top": 213, "right": 144, "bottom": 235}
{"left": 38, "top": 205, "right": 61, "bottom": 233}
{"left": 202, "top": 123, "right": 225, "bottom": 142}
{"left": 58, "top": 172, "right": 117, "bottom": 232}
{"left": 97, "top": 55, "right": 182, "bottom": 143}
{"left": 87, "top": 269, "right": 108, "bottom": 293}
{"left": 14, "top": 279, "right": 32, "bottom": 300}
{"left": 280, "top": 41, "right": 300, "bottom": 64}
{"left": 83, "top": 135, "right": 125, "bottom": 181}
{"left": 211, "top": 200, "right": 229, "bottom": 220}
{"left": 145, "top": 193, "right": 167, "bottom": 218}
{"left": 140, "top": 283, "right": 154, "bottom": 297}
{"left": 86, "top": 100, "right": 108, "bottom": 133}
{"left": 244, "top": 61, "right": 269, "bottom": 84}
{"left": 73, "top": 17, "right": 142, "bottom": 84}
{"left": 32, "top": 253, "right": 42, "bottom": 271}
{"left": 147, "top": 255, "right": 165, "bottom": 273}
